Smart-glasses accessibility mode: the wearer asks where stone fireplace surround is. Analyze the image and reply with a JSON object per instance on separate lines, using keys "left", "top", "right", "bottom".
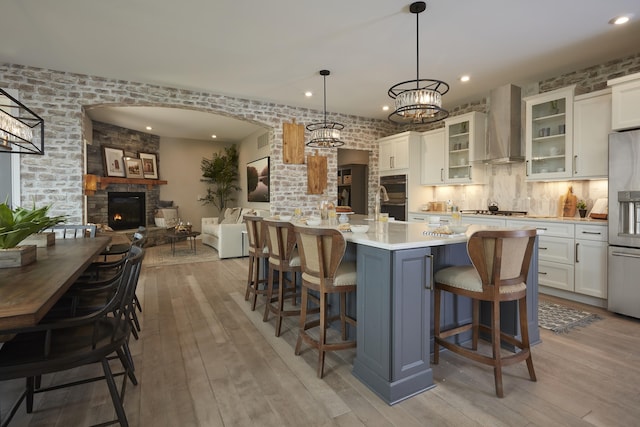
{"left": 86, "top": 122, "right": 161, "bottom": 228}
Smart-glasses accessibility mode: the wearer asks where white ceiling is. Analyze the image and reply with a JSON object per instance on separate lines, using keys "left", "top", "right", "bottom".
{"left": 2, "top": 0, "right": 639, "bottom": 142}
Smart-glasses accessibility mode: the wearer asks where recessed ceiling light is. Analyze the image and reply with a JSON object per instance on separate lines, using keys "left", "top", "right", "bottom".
{"left": 211, "top": 134, "right": 217, "bottom": 139}
{"left": 460, "top": 75, "right": 470, "bottom": 82}
{"left": 609, "top": 15, "right": 630, "bottom": 25}
{"left": 146, "top": 126, "right": 152, "bottom": 130}
{"left": 382, "top": 105, "right": 390, "bottom": 111}
{"left": 305, "top": 91, "right": 313, "bottom": 97}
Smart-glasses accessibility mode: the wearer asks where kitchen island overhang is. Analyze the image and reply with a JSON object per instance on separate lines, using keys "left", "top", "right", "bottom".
{"left": 342, "top": 218, "right": 540, "bottom": 405}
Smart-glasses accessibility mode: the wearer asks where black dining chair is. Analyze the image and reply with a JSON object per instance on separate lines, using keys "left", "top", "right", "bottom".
{"left": 0, "top": 245, "right": 144, "bottom": 427}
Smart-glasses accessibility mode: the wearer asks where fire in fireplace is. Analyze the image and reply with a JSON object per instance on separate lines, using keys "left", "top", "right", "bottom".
{"left": 108, "top": 192, "right": 146, "bottom": 230}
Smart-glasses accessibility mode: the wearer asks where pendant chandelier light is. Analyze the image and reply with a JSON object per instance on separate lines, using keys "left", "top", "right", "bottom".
{"left": 0, "top": 89, "right": 44, "bottom": 155}
{"left": 388, "top": 1, "right": 449, "bottom": 124}
{"left": 306, "top": 69, "right": 344, "bottom": 148}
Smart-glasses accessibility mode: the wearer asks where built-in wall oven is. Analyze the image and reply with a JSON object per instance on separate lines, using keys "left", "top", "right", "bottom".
{"left": 380, "top": 174, "right": 407, "bottom": 221}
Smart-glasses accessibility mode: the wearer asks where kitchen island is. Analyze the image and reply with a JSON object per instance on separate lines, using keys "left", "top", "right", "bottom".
{"left": 341, "top": 217, "right": 539, "bottom": 405}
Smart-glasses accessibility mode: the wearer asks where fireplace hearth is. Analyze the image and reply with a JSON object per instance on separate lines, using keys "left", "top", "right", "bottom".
{"left": 108, "top": 192, "right": 146, "bottom": 230}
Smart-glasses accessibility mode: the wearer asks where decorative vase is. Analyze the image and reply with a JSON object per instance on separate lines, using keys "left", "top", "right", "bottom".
{"left": 579, "top": 209, "right": 587, "bottom": 218}
{"left": 0, "top": 245, "right": 37, "bottom": 268}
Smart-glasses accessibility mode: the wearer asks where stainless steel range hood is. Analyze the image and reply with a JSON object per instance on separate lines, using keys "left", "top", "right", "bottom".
{"left": 482, "top": 84, "right": 523, "bottom": 164}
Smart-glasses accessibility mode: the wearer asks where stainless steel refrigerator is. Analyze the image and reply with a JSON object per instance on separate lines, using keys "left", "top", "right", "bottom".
{"left": 608, "top": 128, "right": 640, "bottom": 319}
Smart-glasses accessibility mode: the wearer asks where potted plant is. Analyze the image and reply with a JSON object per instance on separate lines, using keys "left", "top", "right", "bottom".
{"left": 577, "top": 200, "right": 588, "bottom": 218}
{"left": 200, "top": 144, "right": 241, "bottom": 215}
{"left": 0, "top": 202, "right": 66, "bottom": 268}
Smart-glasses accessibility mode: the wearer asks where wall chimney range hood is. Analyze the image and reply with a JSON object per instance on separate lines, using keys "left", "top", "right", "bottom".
{"left": 482, "top": 84, "right": 524, "bottom": 164}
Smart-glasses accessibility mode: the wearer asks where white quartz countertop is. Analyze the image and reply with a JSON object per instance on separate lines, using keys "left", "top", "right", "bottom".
{"left": 409, "top": 211, "right": 608, "bottom": 225}
{"left": 299, "top": 215, "right": 538, "bottom": 251}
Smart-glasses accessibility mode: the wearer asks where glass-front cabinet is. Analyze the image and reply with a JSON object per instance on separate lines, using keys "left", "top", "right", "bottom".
{"left": 524, "top": 86, "right": 575, "bottom": 180}
{"left": 444, "top": 111, "right": 485, "bottom": 184}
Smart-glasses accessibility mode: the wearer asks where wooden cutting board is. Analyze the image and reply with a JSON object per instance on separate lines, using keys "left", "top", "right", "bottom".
{"left": 307, "top": 151, "right": 327, "bottom": 195}
{"left": 559, "top": 186, "right": 577, "bottom": 217}
{"left": 282, "top": 119, "right": 305, "bottom": 164}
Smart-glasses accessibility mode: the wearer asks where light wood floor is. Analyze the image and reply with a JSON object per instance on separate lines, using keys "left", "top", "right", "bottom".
{"left": 2, "top": 250, "right": 640, "bottom": 427}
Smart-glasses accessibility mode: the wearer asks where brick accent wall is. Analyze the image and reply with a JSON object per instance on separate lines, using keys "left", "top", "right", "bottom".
{"left": 0, "top": 63, "right": 395, "bottom": 222}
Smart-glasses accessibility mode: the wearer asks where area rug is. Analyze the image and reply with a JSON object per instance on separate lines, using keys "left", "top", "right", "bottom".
{"left": 538, "top": 301, "right": 602, "bottom": 334}
{"left": 143, "top": 241, "right": 219, "bottom": 267}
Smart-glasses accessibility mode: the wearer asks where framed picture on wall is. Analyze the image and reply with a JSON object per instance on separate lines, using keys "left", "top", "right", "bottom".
{"left": 247, "top": 156, "right": 270, "bottom": 202}
{"left": 123, "top": 157, "right": 144, "bottom": 179}
{"left": 139, "top": 152, "right": 159, "bottom": 179}
{"left": 103, "top": 146, "right": 125, "bottom": 177}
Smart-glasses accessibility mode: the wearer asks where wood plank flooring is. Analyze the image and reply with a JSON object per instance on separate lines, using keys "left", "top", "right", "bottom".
{"left": 2, "top": 248, "right": 640, "bottom": 426}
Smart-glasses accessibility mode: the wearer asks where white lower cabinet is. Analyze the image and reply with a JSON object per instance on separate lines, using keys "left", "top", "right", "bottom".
{"left": 574, "top": 224, "right": 608, "bottom": 299}
{"left": 506, "top": 219, "right": 607, "bottom": 304}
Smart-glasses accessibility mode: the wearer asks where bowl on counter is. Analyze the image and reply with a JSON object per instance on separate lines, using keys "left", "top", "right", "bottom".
{"left": 350, "top": 225, "right": 369, "bottom": 233}
{"left": 306, "top": 217, "right": 322, "bottom": 226}
{"left": 448, "top": 224, "right": 470, "bottom": 234}
{"left": 279, "top": 215, "right": 292, "bottom": 221}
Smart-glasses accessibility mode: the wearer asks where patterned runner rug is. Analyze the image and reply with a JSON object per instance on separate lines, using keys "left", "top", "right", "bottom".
{"left": 538, "top": 301, "right": 601, "bottom": 334}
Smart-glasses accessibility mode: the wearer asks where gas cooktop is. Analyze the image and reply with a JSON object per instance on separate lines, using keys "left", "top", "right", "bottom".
{"left": 461, "top": 209, "right": 527, "bottom": 216}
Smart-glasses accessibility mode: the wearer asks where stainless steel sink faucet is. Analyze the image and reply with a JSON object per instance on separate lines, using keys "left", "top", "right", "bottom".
{"left": 374, "top": 185, "right": 389, "bottom": 221}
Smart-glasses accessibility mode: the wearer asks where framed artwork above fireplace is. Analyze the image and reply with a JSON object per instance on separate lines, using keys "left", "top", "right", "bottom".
{"left": 124, "top": 157, "right": 144, "bottom": 179}
{"left": 103, "top": 146, "right": 125, "bottom": 177}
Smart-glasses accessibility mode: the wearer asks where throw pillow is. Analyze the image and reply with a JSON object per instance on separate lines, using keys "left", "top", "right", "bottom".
{"left": 221, "top": 207, "right": 242, "bottom": 224}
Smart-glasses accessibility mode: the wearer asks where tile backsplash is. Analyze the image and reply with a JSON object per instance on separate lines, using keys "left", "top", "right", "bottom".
{"left": 426, "top": 162, "right": 607, "bottom": 216}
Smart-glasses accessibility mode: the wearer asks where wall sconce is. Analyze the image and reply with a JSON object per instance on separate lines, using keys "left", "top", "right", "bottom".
{"left": 83, "top": 174, "right": 98, "bottom": 196}
{"left": 0, "top": 88, "right": 44, "bottom": 155}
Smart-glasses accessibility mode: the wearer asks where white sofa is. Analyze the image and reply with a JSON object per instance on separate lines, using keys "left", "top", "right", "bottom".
{"left": 201, "top": 208, "right": 268, "bottom": 259}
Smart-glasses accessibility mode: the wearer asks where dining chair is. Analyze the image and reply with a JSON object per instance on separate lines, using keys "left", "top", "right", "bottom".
{"left": 432, "top": 228, "right": 537, "bottom": 397}
{"left": 293, "top": 225, "right": 357, "bottom": 378}
{"left": 0, "top": 245, "right": 145, "bottom": 427}
{"left": 263, "top": 218, "right": 302, "bottom": 337}
{"left": 244, "top": 215, "right": 269, "bottom": 311}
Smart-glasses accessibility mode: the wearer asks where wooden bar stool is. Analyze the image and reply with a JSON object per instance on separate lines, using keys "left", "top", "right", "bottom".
{"left": 293, "top": 226, "right": 357, "bottom": 378}
{"left": 433, "top": 228, "right": 537, "bottom": 397}
{"left": 244, "top": 215, "right": 269, "bottom": 311}
{"left": 263, "top": 218, "right": 302, "bottom": 337}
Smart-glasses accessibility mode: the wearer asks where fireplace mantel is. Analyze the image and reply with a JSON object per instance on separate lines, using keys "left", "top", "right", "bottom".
{"left": 84, "top": 174, "right": 168, "bottom": 192}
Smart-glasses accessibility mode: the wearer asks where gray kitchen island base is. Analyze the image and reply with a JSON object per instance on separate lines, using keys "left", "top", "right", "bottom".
{"left": 351, "top": 238, "right": 539, "bottom": 405}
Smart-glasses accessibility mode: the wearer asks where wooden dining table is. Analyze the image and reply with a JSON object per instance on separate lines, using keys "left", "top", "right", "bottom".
{"left": 0, "top": 237, "right": 111, "bottom": 331}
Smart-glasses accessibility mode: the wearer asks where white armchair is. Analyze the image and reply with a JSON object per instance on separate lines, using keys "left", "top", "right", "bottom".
{"left": 201, "top": 208, "right": 267, "bottom": 259}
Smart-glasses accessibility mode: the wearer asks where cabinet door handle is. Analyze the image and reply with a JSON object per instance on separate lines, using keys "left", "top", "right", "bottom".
{"left": 611, "top": 251, "right": 640, "bottom": 259}
{"left": 575, "top": 242, "right": 579, "bottom": 263}
{"left": 539, "top": 271, "right": 548, "bottom": 275}
{"left": 425, "top": 254, "right": 434, "bottom": 290}
{"left": 539, "top": 247, "right": 548, "bottom": 250}
{"left": 526, "top": 160, "right": 529, "bottom": 177}
{"left": 574, "top": 155, "right": 578, "bottom": 174}
{"left": 440, "top": 168, "right": 444, "bottom": 182}
{"left": 469, "top": 165, "right": 472, "bottom": 180}
{"left": 536, "top": 227, "right": 547, "bottom": 231}
{"left": 581, "top": 231, "right": 601, "bottom": 235}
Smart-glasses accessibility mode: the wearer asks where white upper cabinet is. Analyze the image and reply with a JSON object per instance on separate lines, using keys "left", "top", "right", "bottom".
{"left": 378, "top": 131, "right": 412, "bottom": 174}
{"left": 442, "top": 111, "right": 486, "bottom": 184}
{"left": 608, "top": 72, "right": 640, "bottom": 131}
{"left": 420, "top": 129, "right": 445, "bottom": 185}
{"left": 573, "top": 89, "right": 611, "bottom": 179}
{"left": 524, "top": 86, "right": 575, "bottom": 180}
